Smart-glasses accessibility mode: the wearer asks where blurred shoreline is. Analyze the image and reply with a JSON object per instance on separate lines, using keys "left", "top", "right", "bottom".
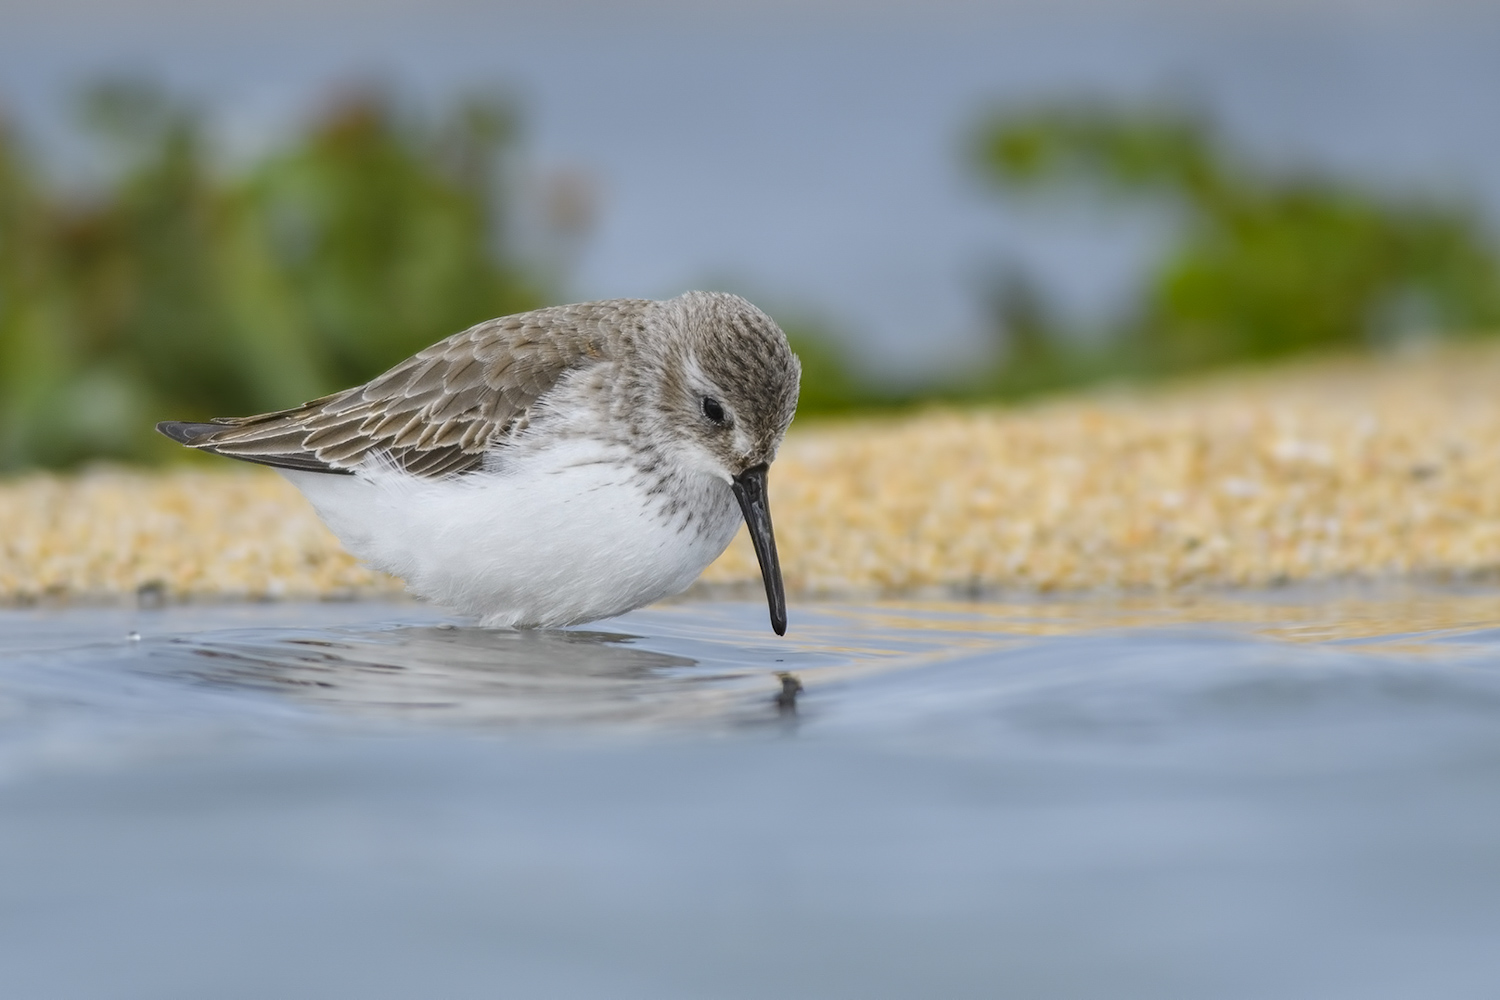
{"left": 6, "top": 341, "right": 1500, "bottom": 607}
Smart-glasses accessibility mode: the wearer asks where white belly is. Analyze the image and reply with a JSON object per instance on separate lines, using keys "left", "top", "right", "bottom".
{"left": 281, "top": 443, "right": 742, "bottom": 628}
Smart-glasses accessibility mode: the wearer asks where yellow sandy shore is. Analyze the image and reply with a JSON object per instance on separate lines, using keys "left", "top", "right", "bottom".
{"left": 5, "top": 344, "right": 1500, "bottom": 605}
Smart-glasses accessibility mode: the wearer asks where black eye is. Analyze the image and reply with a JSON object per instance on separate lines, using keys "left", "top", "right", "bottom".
{"left": 701, "top": 396, "right": 727, "bottom": 425}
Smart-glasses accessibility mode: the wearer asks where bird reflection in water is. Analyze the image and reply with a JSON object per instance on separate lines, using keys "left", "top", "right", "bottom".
{"left": 139, "top": 623, "right": 782, "bottom": 729}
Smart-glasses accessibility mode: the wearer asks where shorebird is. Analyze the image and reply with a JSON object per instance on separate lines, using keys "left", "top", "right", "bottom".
{"left": 157, "top": 291, "right": 801, "bottom": 633}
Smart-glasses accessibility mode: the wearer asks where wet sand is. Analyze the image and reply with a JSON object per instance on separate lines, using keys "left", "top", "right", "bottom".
{"left": 5, "top": 344, "right": 1500, "bottom": 604}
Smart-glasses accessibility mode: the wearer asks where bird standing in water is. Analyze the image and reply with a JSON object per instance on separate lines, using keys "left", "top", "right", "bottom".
{"left": 158, "top": 291, "right": 800, "bottom": 634}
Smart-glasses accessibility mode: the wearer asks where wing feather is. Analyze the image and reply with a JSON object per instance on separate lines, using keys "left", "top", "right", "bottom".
{"left": 156, "top": 299, "right": 648, "bottom": 477}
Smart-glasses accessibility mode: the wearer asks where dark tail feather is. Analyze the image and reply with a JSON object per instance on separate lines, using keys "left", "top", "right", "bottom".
{"left": 155, "top": 419, "right": 351, "bottom": 475}
{"left": 156, "top": 420, "right": 226, "bottom": 446}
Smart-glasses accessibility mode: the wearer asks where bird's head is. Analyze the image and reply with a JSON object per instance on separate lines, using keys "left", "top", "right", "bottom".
{"left": 637, "top": 291, "right": 801, "bottom": 634}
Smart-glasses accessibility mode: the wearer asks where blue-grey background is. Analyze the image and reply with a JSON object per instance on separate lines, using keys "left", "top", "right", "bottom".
{"left": 6, "top": 0, "right": 1500, "bottom": 378}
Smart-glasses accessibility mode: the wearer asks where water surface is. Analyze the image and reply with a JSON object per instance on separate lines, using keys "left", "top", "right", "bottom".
{"left": 3, "top": 589, "right": 1500, "bottom": 998}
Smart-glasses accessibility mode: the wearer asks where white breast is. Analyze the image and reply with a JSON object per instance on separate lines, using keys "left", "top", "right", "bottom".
{"left": 281, "top": 440, "right": 743, "bottom": 628}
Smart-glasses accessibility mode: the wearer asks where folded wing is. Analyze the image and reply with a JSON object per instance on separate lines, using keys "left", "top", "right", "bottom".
{"left": 157, "top": 300, "right": 645, "bottom": 478}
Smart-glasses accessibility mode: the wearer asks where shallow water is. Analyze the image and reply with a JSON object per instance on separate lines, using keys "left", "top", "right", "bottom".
{"left": 4, "top": 590, "right": 1500, "bottom": 999}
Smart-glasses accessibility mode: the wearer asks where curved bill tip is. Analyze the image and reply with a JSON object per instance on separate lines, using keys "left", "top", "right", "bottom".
{"left": 730, "top": 463, "right": 787, "bottom": 636}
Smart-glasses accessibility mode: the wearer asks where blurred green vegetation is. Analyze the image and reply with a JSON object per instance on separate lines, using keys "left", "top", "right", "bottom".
{"left": 0, "top": 79, "right": 878, "bottom": 471}
{"left": 0, "top": 80, "right": 549, "bottom": 470}
{"left": 7, "top": 89, "right": 1500, "bottom": 471}
{"left": 970, "top": 102, "right": 1500, "bottom": 397}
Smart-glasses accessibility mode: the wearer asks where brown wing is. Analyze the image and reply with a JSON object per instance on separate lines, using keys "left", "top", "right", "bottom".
{"left": 157, "top": 300, "right": 648, "bottom": 478}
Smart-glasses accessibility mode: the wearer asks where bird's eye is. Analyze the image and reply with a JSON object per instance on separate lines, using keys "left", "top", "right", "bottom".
{"left": 701, "top": 396, "right": 727, "bottom": 425}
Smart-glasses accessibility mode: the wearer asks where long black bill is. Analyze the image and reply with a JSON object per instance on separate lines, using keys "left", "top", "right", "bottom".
{"left": 730, "top": 463, "right": 787, "bottom": 636}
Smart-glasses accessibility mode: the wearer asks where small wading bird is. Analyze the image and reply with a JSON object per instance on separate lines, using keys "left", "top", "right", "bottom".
{"left": 158, "top": 292, "right": 801, "bottom": 634}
